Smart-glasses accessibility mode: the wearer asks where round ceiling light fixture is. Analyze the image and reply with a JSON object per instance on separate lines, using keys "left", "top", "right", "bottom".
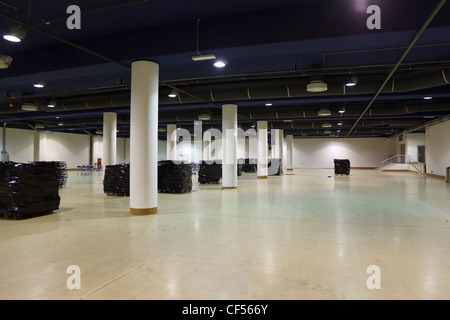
{"left": 307, "top": 80, "right": 328, "bottom": 93}
{"left": 34, "top": 81, "right": 46, "bottom": 88}
{"left": 3, "top": 25, "right": 26, "bottom": 43}
{"left": 345, "top": 75, "right": 358, "bottom": 87}
{"left": 213, "top": 59, "right": 228, "bottom": 68}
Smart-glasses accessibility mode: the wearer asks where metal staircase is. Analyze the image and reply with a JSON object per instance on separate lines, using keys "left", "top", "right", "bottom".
{"left": 379, "top": 155, "right": 426, "bottom": 177}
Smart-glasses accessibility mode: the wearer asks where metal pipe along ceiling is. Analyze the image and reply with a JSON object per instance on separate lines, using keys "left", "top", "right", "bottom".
{"left": 3, "top": 68, "right": 449, "bottom": 115}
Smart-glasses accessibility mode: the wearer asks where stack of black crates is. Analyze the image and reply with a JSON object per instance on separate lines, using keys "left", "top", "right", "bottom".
{"left": 0, "top": 161, "right": 63, "bottom": 219}
{"left": 158, "top": 160, "right": 192, "bottom": 193}
{"left": 198, "top": 161, "right": 222, "bottom": 184}
{"left": 104, "top": 162, "right": 193, "bottom": 195}
{"left": 334, "top": 159, "right": 350, "bottom": 176}
{"left": 104, "top": 163, "right": 130, "bottom": 196}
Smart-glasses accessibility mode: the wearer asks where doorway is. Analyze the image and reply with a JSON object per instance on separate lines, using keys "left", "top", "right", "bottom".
{"left": 418, "top": 145, "right": 426, "bottom": 163}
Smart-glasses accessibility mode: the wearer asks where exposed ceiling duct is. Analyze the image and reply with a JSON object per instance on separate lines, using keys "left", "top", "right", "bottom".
{"left": 10, "top": 68, "right": 446, "bottom": 113}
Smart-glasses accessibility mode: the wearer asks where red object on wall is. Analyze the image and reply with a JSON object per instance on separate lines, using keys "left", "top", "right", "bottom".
{"left": 97, "top": 158, "right": 102, "bottom": 166}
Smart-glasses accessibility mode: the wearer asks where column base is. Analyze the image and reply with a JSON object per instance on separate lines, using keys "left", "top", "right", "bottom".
{"left": 130, "top": 207, "right": 158, "bottom": 216}
{"left": 286, "top": 168, "right": 295, "bottom": 175}
{"left": 222, "top": 186, "right": 238, "bottom": 190}
{"left": 257, "top": 176, "right": 268, "bottom": 179}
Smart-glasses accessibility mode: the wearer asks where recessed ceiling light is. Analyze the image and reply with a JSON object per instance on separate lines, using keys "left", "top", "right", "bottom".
{"left": 214, "top": 59, "right": 228, "bottom": 68}
{"left": 338, "top": 106, "right": 346, "bottom": 114}
{"left": 34, "top": 81, "right": 46, "bottom": 88}
{"left": 423, "top": 96, "right": 433, "bottom": 100}
{"left": 168, "top": 90, "right": 178, "bottom": 98}
{"left": 345, "top": 75, "right": 358, "bottom": 87}
{"left": 265, "top": 103, "right": 273, "bottom": 107}
{"left": 3, "top": 25, "right": 26, "bottom": 43}
{"left": 47, "top": 100, "right": 57, "bottom": 108}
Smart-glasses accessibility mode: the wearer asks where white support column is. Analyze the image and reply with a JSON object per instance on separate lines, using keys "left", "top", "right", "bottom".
{"left": 130, "top": 61, "right": 159, "bottom": 216}
{"left": 166, "top": 124, "right": 177, "bottom": 161}
{"left": 257, "top": 121, "right": 268, "bottom": 179}
{"left": 193, "top": 121, "right": 203, "bottom": 164}
{"left": 103, "top": 112, "right": 117, "bottom": 170}
{"left": 33, "top": 129, "right": 40, "bottom": 162}
{"left": 222, "top": 104, "right": 238, "bottom": 189}
{"left": 279, "top": 130, "right": 284, "bottom": 174}
{"left": 269, "top": 129, "right": 280, "bottom": 175}
{"left": 286, "top": 134, "right": 294, "bottom": 173}
{"left": 203, "top": 131, "right": 212, "bottom": 162}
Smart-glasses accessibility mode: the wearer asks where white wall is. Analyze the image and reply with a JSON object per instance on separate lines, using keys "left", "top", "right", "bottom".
{"left": 426, "top": 119, "right": 450, "bottom": 177}
{"left": 1, "top": 128, "right": 130, "bottom": 169}
{"left": 406, "top": 132, "right": 426, "bottom": 162}
{"left": 292, "top": 137, "right": 390, "bottom": 168}
{"left": 41, "top": 131, "right": 90, "bottom": 168}
{"left": 1, "top": 128, "right": 34, "bottom": 163}
{"left": 93, "top": 136, "right": 130, "bottom": 165}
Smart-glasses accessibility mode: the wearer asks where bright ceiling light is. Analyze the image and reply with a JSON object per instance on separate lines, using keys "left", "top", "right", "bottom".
{"left": 47, "top": 100, "right": 57, "bottom": 108}
{"left": 265, "top": 103, "right": 273, "bottom": 106}
{"left": 214, "top": 59, "right": 228, "bottom": 68}
{"left": 339, "top": 106, "right": 346, "bottom": 114}
{"left": 34, "top": 81, "right": 46, "bottom": 88}
{"left": 337, "top": 122, "right": 343, "bottom": 126}
{"left": 423, "top": 96, "right": 433, "bottom": 100}
{"left": 3, "top": 25, "right": 26, "bottom": 42}
{"left": 168, "top": 90, "right": 178, "bottom": 98}
{"left": 346, "top": 75, "right": 358, "bottom": 87}
{"left": 307, "top": 80, "right": 328, "bottom": 92}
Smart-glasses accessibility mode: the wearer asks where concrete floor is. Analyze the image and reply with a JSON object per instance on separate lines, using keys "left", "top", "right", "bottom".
{"left": 0, "top": 168, "right": 449, "bottom": 300}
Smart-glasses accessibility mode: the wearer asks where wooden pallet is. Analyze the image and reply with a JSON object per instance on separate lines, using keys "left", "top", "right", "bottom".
{"left": 105, "top": 193, "right": 129, "bottom": 197}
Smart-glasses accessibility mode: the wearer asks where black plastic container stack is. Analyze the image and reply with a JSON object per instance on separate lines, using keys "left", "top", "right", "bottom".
{"left": 104, "top": 163, "right": 130, "bottom": 195}
{"left": 0, "top": 161, "right": 61, "bottom": 219}
{"left": 198, "top": 161, "right": 222, "bottom": 184}
{"left": 334, "top": 159, "right": 350, "bottom": 175}
{"left": 241, "top": 158, "right": 257, "bottom": 173}
{"left": 158, "top": 160, "right": 192, "bottom": 193}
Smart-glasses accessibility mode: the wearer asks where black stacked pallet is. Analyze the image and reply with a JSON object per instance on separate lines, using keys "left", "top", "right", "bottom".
{"left": 198, "top": 161, "right": 222, "bottom": 184}
{"left": 55, "top": 161, "right": 68, "bottom": 188}
{"left": 334, "top": 159, "right": 350, "bottom": 176}
{"left": 0, "top": 161, "right": 61, "bottom": 219}
{"left": 158, "top": 161, "right": 192, "bottom": 193}
{"left": 104, "top": 163, "right": 130, "bottom": 196}
{"left": 241, "top": 158, "right": 257, "bottom": 173}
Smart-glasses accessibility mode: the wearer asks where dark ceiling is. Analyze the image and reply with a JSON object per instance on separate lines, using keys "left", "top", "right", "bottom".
{"left": 1, "top": 0, "right": 450, "bottom": 139}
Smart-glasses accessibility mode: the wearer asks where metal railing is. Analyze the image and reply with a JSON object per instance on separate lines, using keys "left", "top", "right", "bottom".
{"left": 379, "top": 155, "right": 426, "bottom": 176}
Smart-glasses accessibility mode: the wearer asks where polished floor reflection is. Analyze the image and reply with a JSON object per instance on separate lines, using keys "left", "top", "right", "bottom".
{"left": 1, "top": 169, "right": 449, "bottom": 300}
